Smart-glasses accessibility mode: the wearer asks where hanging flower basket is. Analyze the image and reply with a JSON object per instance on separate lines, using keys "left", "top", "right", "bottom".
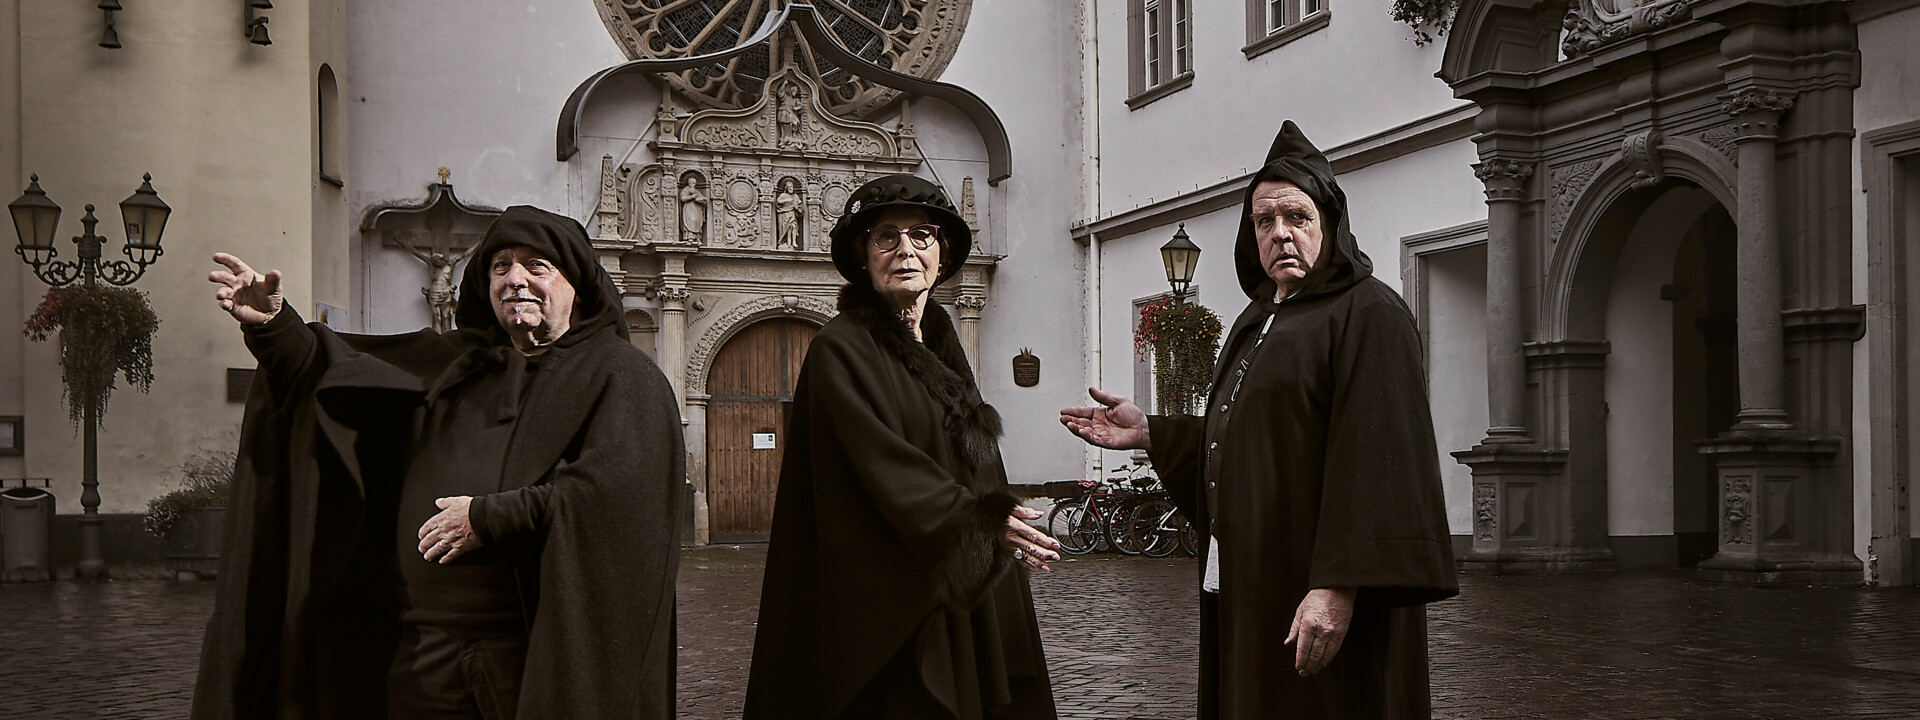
{"left": 22, "top": 285, "right": 160, "bottom": 427}
{"left": 1391, "top": 0, "right": 1459, "bottom": 46}
{"left": 1134, "top": 297, "right": 1224, "bottom": 416}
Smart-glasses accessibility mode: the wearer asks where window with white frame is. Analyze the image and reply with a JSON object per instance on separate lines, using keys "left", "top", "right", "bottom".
{"left": 1128, "top": 0, "right": 1193, "bottom": 108}
{"left": 1244, "top": 0, "right": 1330, "bottom": 58}
{"left": 1132, "top": 295, "right": 1163, "bottom": 414}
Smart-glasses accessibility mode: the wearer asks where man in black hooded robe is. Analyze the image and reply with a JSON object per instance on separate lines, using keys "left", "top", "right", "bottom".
{"left": 196, "top": 206, "right": 683, "bottom": 719}
{"left": 1061, "top": 121, "right": 1458, "bottom": 719}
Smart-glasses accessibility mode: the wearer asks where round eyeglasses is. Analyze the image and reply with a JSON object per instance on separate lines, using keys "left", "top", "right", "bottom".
{"left": 867, "top": 224, "right": 942, "bottom": 251}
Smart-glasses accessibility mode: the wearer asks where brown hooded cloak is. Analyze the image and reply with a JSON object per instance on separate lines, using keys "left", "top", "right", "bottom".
{"left": 1146, "top": 121, "right": 1458, "bottom": 719}
{"left": 193, "top": 206, "right": 683, "bottom": 719}
{"left": 745, "top": 174, "right": 1055, "bottom": 720}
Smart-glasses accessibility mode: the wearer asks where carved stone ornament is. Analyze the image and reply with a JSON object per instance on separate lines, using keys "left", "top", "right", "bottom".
{"left": 1723, "top": 476, "right": 1754, "bottom": 545}
{"left": 687, "top": 294, "right": 839, "bottom": 396}
{"left": 960, "top": 176, "right": 979, "bottom": 232}
{"left": 1561, "top": 0, "right": 1695, "bottom": 59}
{"left": 1720, "top": 87, "right": 1796, "bottom": 118}
{"left": 620, "top": 66, "right": 918, "bottom": 254}
{"left": 1623, "top": 131, "right": 1666, "bottom": 190}
{"left": 1012, "top": 348, "right": 1040, "bottom": 388}
{"left": 593, "top": 0, "right": 973, "bottom": 121}
{"left": 1473, "top": 158, "right": 1534, "bottom": 201}
{"left": 1547, "top": 159, "right": 1602, "bottom": 243}
{"left": 658, "top": 286, "right": 694, "bottom": 304}
{"left": 1473, "top": 483, "right": 1497, "bottom": 541}
{"left": 1698, "top": 125, "right": 1740, "bottom": 164}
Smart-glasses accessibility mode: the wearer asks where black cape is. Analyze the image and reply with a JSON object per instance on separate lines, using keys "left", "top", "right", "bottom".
{"left": 193, "top": 206, "right": 684, "bottom": 719}
{"left": 1147, "top": 121, "right": 1458, "bottom": 720}
{"left": 745, "top": 283, "right": 1056, "bottom": 720}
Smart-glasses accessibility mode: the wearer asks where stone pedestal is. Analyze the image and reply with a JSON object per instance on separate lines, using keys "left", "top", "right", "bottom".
{"left": 1452, "top": 446, "right": 1616, "bottom": 573}
{"left": 1695, "top": 432, "right": 1858, "bottom": 584}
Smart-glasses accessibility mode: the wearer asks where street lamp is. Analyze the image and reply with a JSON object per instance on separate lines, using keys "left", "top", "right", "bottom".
{"left": 1159, "top": 222, "right": 1200, "bottom": 302}
{"left": 8, "top": 173, "right": 171, "bottom": 580}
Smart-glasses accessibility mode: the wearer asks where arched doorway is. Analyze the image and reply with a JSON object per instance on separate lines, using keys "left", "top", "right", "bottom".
{"left": 706, "top": 318, "right": 817, "bottom": 541}
{"left": 1598, "top": 183, "right": 1737, "bottom": 567}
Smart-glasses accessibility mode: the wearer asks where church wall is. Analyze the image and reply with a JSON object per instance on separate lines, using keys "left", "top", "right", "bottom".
{"left": 345, "top": 0, "right": 624, "bottom": 334}
{"left": 4, "top": 0, "right": 324, "bottom": 513}
{"left": 1, "top": 1, "right": 26, "bottom": 483}
{"left": 1852, "top": 5, "right": 1920, "bottom": 554}
{"left": 1424, "top": 245, "right": 1489, "bottom": 535}
{"left": 937, "top": 0, "right": 1091, "bottom": 484}
{"left": 1091, "top": 0, "right": 1466, "bottom": 214}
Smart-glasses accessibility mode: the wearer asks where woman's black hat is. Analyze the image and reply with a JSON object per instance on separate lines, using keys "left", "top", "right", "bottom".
{"left": 828, "top": 174, "right": 971, "bottom": 287}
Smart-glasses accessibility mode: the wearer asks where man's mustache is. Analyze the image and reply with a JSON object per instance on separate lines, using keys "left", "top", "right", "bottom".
{"left": 500, "top": 292, "right": 540, "bottom": 303}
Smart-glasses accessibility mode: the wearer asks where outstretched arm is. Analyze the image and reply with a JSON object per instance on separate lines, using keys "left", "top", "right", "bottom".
{"left": 1058, "top": 386, "right": 1151, "bottom": 450}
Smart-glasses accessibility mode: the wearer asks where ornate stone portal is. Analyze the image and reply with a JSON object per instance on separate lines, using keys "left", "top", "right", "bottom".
{"left": 587, "top": 64, "right": 999, "bottom": 544}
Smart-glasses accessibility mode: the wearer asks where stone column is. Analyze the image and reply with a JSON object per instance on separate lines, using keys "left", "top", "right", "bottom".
{"left": 955, "top": 292, "right": 986, "bottom": 375}
{"left": 1720, "top": 87, "right": 1795, "bottom": 431}
{"left": 1474, "top": 158, "right": 1535, "bottom": 444}
{"left": 683, "top": 397, "right": 710, "bottom": 546}
{"left": 656, "top": 246, "right": 694, "bottom": 401}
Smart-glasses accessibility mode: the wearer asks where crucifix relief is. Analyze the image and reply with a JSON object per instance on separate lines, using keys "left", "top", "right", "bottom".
{"left": 392, "top": 208, "right": 484, "bottom": 333}
{"left": 363, "top": 175, "right": 500, "bottom": 333}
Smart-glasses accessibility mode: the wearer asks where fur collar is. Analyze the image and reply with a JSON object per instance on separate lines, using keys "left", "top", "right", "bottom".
{"left": 836, "top": 283, "right": 1004, "bottom": 473}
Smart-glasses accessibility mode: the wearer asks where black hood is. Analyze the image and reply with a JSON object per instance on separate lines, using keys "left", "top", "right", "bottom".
{"left": 454, "top": 205, "right": 628, "bottom": 345}
{"left": 1233, "top": 120, "right": 1373, "bottom": 301}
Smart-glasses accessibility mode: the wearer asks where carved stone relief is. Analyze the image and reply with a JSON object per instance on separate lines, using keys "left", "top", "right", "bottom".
{"left": 1547, "top": 159, "right": 1602, "bottom": 243}
{"left": 1724, "top": 476, "right": 1754, "bottom": 545}
{"left": 678, "top": 171, "right": 709, "bottom": 244}
{"left": 686, "top": 294, "right": 840, "bottom": 397}
{"left": 1474, "top": 483, "right": 1498, "bottom": 541}
{"left": 1698, "top": 125, "right": 1739, "bottom": 165}
{"left": 1623, "top": 131, "right": 1666, "bottom": 190}
{"left": 594, "top": 1, "right": 974, "bottom": 121}
{"left": 1562, "top": 0, "right": 1695, "bottom": 59}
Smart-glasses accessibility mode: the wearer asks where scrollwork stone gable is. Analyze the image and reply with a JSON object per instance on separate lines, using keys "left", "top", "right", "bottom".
{"left": 1562, "top": 0, "right": 1696, "bottom": 60}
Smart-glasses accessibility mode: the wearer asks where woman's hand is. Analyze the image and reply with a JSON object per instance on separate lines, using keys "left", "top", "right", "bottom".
{"left": 1004, "top": 505, "right": 1061, "bottom": 572}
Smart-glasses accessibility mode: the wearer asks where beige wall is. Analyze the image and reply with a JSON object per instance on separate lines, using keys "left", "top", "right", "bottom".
{"left": 2, "top": 0, "right": 333, "bottom": 513}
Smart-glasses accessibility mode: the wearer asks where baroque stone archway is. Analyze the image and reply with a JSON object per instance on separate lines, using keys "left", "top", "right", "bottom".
{"left": 1442, "top": 0, "right": 1863, "bottom": 582}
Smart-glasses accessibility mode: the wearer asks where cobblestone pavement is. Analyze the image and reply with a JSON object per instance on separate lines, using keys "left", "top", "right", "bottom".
{"left": 4, "top": 552, "right": 1920, "bottom": 719}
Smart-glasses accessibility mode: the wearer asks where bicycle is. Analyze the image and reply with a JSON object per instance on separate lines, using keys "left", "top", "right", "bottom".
{"left": 1126, "top": 495, "right": 1199, "bottom": 558}
{"left": 1045, "top": 458, "right": 1158, "bottom": 555}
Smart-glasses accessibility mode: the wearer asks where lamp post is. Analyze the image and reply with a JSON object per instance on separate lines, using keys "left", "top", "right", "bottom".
{"left": 1159, "top": 222, "right": 1200, "bottom": 302}
{"left": 9, "top": 173, "right": 171, "bottom": 580}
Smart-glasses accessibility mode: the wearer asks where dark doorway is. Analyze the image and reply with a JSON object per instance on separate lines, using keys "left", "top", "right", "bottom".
{"left": 1669, "top": 202, "right": 1740, "bottom": 565}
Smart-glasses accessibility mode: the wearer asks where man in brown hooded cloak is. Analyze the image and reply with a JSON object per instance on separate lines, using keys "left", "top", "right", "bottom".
{"left": 197, "top": 206, "right": 683, "bottom": 719}
{"left": 1062, "top": 121, "right": 1458, "bottom": 719}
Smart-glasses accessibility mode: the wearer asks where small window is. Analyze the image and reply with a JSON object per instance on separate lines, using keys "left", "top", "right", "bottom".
{"left": 317, "top": 64, "right": 343, "bottom": 186}
{"left": 1128, "top": 0, "right": 1195, "bottom": 109}
{"left": 0, "top": 415, "right": 21, "bottom": 456}
{"left": 1245, "top": 0, "right": 1331, "bottom": 58}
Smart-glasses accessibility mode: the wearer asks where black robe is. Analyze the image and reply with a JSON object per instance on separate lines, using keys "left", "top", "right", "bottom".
{"left": 745, "top": 284, "right": 1056, "bottom": 720}
{"left": 1147, "top": 121, "right": 1457, "bottom": 720}
{"left": 193, "top": 207, "right": 684, "bottom": 719}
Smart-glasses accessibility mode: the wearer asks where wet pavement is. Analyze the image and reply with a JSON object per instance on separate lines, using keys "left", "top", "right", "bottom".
{"left": 3, "top": 548, "right": 1919, "bottom": 719}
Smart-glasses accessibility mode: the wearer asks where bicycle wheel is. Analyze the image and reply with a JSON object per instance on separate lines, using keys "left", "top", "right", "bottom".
{"left": 1049, "top": 500, "right": 1100, "bottom": 555}
{"left": 1129, "top": 499, "right": 1182, "bottom": 558}
{"left": 1179, "top": 509, "right": 1200, "bottom": 557}
{"left": 1104, "top": 496, "right": 1143, "bottom": 555}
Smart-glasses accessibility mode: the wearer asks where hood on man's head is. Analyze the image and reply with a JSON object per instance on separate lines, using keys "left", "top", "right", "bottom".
{"left": 454, "top": 205, "right": 628, "bottom": 342}
{"left": 1233, "top": 120, "right": 1373, "bottom": 300}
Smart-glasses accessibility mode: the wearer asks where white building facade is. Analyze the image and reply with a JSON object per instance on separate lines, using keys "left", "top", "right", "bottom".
{"left": 4, "top": 0, "right": 1916, "bottom": 584}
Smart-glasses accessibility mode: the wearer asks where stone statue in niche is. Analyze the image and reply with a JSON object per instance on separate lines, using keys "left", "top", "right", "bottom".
{"left": 776, "top": 84, "right": 803, "bottom": 149}
{"left": 775, "top": 178, "right": 802, "bottom": 250}
{"left": 678, "top": 174, "right": 708, "bottom": 244}
{"left": 401, "top": 241, "right": 477, "bottom": 333}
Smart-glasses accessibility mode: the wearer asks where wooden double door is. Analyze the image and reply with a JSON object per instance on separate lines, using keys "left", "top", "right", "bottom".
{"left": 707, "top": 318, "right": 817, "bottom": 542}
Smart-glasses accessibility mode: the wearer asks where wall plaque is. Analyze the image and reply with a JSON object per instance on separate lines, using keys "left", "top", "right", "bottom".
{"left": 1012, "top": 348, "right": 1040, "bottom": 388}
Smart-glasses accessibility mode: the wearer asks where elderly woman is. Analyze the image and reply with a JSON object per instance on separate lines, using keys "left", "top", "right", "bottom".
{"left": 745, "top": 175, "right": 1060, "bottom": 720}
